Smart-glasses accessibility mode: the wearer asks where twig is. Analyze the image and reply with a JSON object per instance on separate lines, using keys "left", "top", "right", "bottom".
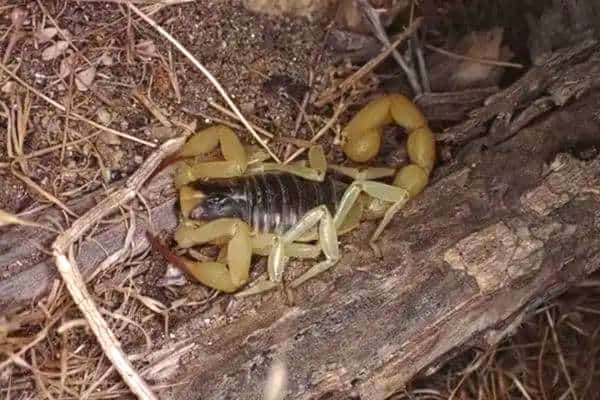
{"left": 86, "top": 209, "right": 136, "bottom": 283}
{"left": 0, "top": 63, "right": 157, "bottom": 147}
{"left": 537, "top": 327, "right": 550, "bottom": 400}
{"left": 283, "top": 101, "right": 348, "bottom": 164}
{"left": 16, "top": 130, "right": 102, "bottom": 161}
{"left": 131, "top": 87, "right": 172, "bottom": 128}
{"left": 315, "top": 17, "right": 423, "bottom": 107}
{"left": 10, "top": 166, "right": 78, "bottom": 218}
{"left": 0, "top": 307, "right": 69, "bottom": 372}
{"left": 413, "top": 35, "right": 430, "bottom": 93}
{"left": 425, "top": 44, "right": 524, "bottom": 69}
{"left": 51, "top": 135, "right": 186, "bottom": 400}
{"left": 126, "top": 3, "right": 281, "bottom": 163}
{"left": 357, "top": 0, "right": 422, "bottom": 95}
{"left": 207, "top": 100, "right": 275, "bottom": 138}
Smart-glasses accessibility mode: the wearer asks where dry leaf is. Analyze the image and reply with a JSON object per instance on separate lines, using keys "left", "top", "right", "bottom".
{"left": 99, "top": 132, "right": 121, "bottom": 146}
{"left": 42, "top": 40, "right": 69, "bottom": 61}
{"left": 99, "top": 53, "right": 114, "bottom": 66}
{"left": 36, "top": 27, "right": 58, "bottom": 44}
{"left": 428, "top": 26, "right": 514, "bottom": 91}
{"left": 451, "top": 27, "right": 508, "bottom": 87}
{"left": 59, "top": 55, "right": 74, "bottom": 78}
{"left": 135, "top": 39, "right": 158, "bottom": 58}
{"left": 1, "top": 81, "right": 16, "bottom": 94}
{"left": 75, "top": 66, "right": 96, "bottom": 91}
{"left": 96, "top": 107, "right": 112, "bottom": 125}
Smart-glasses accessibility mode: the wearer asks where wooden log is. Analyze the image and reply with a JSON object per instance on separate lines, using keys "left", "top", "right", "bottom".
{"left": 0, "top": 170, "right": 178, "bottom": 313}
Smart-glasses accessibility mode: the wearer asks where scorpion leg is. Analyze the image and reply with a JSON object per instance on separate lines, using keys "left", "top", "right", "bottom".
{"left": 286, "top": 205, "right": 339, "bottom": 288}
{"left": 173, "top": 218, "right": 252, "bottom": 293}
{"left": 253, "top": 145, "right": 327, "bottom": 182}
{"left": 175, "top": 125, "right": 248, "bottom": 187}
{"left": 328, "top": 165, "right": 396, "bottom": 181}
{"left": 236, "top": 205, "right": 340, "bottom": 297}
{"left": 251, "top": 233, "right": 322, "bottom": 258}
{"left": 332, "top": 178, "right": 410, "bottom": 256}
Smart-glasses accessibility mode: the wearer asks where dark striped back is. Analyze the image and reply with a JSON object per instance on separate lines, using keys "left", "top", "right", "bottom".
{"left": 189, "top": 172, "right": 342, "bottom": 234}
{"left": 240, "top": 173, "right": 339, "bottom": 234}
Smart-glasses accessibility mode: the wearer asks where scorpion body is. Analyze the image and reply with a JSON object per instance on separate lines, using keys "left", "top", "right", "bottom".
{"left": 185, "top": 172, "right": 346, "bottom": 235}
{"left": 154, "top": 93, "right": 436, "bottom": 296}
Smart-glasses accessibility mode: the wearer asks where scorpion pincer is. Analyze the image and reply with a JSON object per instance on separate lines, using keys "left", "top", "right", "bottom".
{"left": 158, "top": 93, "right": 436, "bottom": 297}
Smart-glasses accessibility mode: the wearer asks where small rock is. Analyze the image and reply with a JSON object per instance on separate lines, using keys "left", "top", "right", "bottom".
{"left": 96, "top": 107, "right": 112, "bottom": 125}
{"left": 1, "top": 81, "right": 15, "bottom": 94}
{"left": 99, "top": 53, "right": 114, "bottom": 66}
{"left": 11, "top": 7, "right": 27, "bottom": 29}
{"left": 99, "top": 132, "right": 121, "bottom": 146}
{"left": 240, "top": 101, "right": 255, "bottom": 115}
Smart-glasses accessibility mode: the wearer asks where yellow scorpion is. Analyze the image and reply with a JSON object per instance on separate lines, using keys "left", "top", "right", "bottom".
{"left": 154, "top": 94, "right": 435, "bottom": 296}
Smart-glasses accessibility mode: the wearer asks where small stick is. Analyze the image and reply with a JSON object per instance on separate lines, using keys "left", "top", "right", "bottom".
{"left": 413, "top": 34, "right": 431, "bottom": 93}
{"left": 126, "top": 3, "right": 281, "bottom": 163}
{"left": 131, "top": 87, "right": 172, "bottom": 128}
{"left": 11, "top": 166, "right": 78, "bottom": 218}
{"left": 207, "top": 100, "right": 275, "bottom": 138}
{"left": 545, "top": 310, "right": 578, "bottom": 400}
{"left": 284, "top": 101, "right": 348, "bottom": 164}
{"left": 315, "top": 17, "right": 423, "bottom": 107}
{"left": 357, "top": 0, "right": 422, "bottom": 94}
{"left": 425, "top": 44, "right": 524, "bottom": 69}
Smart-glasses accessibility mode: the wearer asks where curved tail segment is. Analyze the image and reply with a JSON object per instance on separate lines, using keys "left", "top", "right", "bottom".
{"left": 341, "top": 93, "right": 436, "bottom": 200}
{"left": 338, "top": 94, "right": 436, "bottom": 254}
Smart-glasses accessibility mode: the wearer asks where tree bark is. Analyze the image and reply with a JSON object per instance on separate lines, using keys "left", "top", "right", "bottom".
{"left": 2, "top": 61, "right": 600, "bottom": 400}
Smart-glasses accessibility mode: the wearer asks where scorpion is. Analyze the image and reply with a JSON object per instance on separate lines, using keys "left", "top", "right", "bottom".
{"left": 154, "top": 93, "right": 435, "bottom": 297}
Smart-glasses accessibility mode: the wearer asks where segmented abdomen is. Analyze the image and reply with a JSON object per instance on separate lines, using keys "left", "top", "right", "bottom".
{"left": 243, "top": 173, "right": 340, "bottom": 234}
{"left": 199, "top": 173, "right": 339, "bottom": 234}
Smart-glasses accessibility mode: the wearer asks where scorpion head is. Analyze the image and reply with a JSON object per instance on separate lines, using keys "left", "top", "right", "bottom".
{"left": 179, "top": 179, "right": 243, "bottom": 221}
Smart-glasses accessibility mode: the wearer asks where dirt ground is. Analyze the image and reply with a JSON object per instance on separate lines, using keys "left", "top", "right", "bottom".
{"left": 0, "top": 0, "right": 337, "bottom": 214}
{"left": 1, "top": 1, "right": 599, "bottom": 399}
